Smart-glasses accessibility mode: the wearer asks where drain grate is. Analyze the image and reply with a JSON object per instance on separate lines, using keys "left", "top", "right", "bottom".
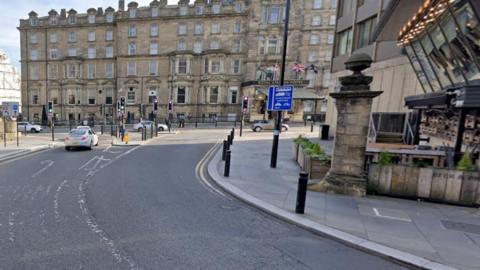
{"left": 441, "top": 220, "right": 480, "bottom": 235}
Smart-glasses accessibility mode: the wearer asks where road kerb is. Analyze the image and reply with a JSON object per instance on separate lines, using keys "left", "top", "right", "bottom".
{"left": 205, "top": 146, "right": 458, "bottom": 270}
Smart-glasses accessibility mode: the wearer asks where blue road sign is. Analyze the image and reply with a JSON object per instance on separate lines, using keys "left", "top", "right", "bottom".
{"left": 267, "top": 85, "right": 294, "bottom": 111}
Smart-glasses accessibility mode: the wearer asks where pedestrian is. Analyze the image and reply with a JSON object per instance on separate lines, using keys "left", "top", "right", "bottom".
{"left": 165, "top": 117, "right": 171, "bottom": 133}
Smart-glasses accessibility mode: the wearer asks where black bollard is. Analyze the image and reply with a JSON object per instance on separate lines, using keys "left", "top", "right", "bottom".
{"left": 195, "top": 121, "right": 198, "bottom": 128}
{"left": 231, "top": 128, "right": 235, "bottom": 141}
{"left": 224, "top": 150, "right": 231, "bottom": 177}
{"left": 222, "top": 140, "right": 228, "bottom": 161}
{"left": 310, "top": 121, "right": 314, "bottom": 133}
{"left": 295, "top": 172, "right": 309, "bottom": 214}
{"left": 228, "top": 135, "right": 232, "bottom": 146}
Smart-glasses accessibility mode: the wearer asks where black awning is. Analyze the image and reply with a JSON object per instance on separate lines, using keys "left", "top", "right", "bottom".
{"left": 455, "top": 85, "right": 480, "bottom": 108}
{"left": 405, "top": 91, "right": 448, "bottom": 109}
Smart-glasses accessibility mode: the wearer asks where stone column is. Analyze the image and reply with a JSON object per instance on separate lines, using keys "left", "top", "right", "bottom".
{"left": 315, "top": 54, "right": 382, "bottom": 196}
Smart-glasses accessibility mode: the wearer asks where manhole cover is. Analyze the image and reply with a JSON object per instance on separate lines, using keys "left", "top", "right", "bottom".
{"left": 441, "top": 220, "right": 480, "bottom": 234}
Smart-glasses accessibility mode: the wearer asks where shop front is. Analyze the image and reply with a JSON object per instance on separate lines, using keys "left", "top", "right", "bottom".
{"left": 398, "top": 0, "right": 480, "bottom": 161}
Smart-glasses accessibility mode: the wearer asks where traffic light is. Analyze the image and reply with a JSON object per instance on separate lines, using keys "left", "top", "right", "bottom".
{"left": 116, "top": 100, "right": 121, "bottom": 112}
{"left": 168, "top": 100, "right": 173, "bottom": 112}
{"left": 154, "top": 99, "right": 158, "bottom": 111}
{"left": 242, "top": 96, "right": 249, "bottom": 113}
{"left": 120, "top": 97, "right": 125, "bottom": 112}
{"left": 48, "top": 101, "right": 53, "bottom": 114}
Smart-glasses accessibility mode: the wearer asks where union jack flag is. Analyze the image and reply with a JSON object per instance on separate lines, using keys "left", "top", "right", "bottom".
{"left": 291, "top": 63, "right": 306, "bottom": 73}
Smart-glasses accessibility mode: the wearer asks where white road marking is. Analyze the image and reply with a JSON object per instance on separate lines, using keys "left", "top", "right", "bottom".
{"left": 54, "top": 180, "right": 68, "bottom": 222}
{"left": 78, "top": 180, "right": 141, "bottom": 269}
{"left": 373, "top": 208, "right": 411, "bottom": 222}
{"left": 31, "top": 160, "right": 54, "bottom": 178}
{"left": 78, "top": 156, "right": 99, "bottom": 171}
{"left": 8, "top": 212, "right": 15, "bottom": 242}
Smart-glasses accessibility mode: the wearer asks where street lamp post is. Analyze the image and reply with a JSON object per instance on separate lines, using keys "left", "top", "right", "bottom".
{"left": 270, "top": 0, "right": 291, "bottom": 169}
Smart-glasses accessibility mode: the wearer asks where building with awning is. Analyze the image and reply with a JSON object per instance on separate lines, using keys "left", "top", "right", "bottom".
{"left": 241, "top": 80, "right": 325, "bottom": 122}
{"left": 374, "top": 0, "right": 480, "bottom": 158}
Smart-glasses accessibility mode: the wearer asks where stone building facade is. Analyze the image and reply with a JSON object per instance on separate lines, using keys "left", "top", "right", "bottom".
{"left": 0, "top": 50, "right": 21, "bottom": 113}
{"left": 18, "top": 0, "right": 336, "bottom": 124}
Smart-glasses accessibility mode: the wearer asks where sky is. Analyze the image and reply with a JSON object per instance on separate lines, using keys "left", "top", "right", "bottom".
{"left": 0, "top": 0, "right": 178, "bottom": 69}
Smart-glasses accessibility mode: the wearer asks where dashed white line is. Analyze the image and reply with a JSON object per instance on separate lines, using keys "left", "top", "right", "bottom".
{"left": 54, "top": 180, "right": 68, "bottom": 222}
{"left": 31, "top": 160, "right": 54, "bottom": 178}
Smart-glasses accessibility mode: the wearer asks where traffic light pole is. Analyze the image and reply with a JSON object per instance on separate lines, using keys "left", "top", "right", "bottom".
{"left": 270, "top": 0, "right": 290, "bottom": 169}
{"left": 240, "top": 110, "right": 244, "bottom": 137}
{"left": 51, "top": 119, "right": 55, "bottom": 142}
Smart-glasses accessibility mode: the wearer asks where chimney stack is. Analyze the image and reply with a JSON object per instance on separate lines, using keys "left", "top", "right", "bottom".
{"left": 97, "top": 7, "right": 103, "bottom": 15}
{"left": 119, "top": 0, "right": 125, "bottom": 11}
{"left": 60, "top": 9, "right": 66, "bottom": 18}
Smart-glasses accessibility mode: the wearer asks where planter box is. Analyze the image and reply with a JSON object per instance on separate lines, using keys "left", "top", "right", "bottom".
{"left": 292, "top": 143, "right": 299, "bottom": 162}
{"left": 368, "top": 164, "right": 480, "bottom": 206}
{"left": 294, "top": 146, "right": 330, "bottom": 179}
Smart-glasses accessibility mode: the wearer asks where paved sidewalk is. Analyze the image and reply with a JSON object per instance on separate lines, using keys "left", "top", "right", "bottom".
{"left": 207, "top": 133, "right": 480, "bottom": 270}
{"left": 0, "top": 135, "right": 64, "bottom": 161}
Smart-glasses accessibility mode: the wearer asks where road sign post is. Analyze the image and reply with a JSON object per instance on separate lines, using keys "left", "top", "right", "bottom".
{"left": 270, "top": 0, "right": 291, "bottom": 169}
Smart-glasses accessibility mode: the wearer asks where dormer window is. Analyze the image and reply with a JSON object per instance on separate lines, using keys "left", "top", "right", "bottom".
{"left": 106, "top": 12, "right": 114, "bottom": 22}
{"left": 129, "top": 8, "right": 137, "bottom": 18}
{"left": 212, "top": 4, "right": 221, "bottom": 14}
{"left": 88, "top": 14, "right": 96, "bottom": 24}
{"left": 196, "top": 5, "right": 204, "bottom": 15}
{"left": 179, "top": 6, "right": 188, "bottom": 16}
{"left": 49, "top": 16, "right": 58, "bottom": 25}
{"left": 152, "top": 7, "right": 159, "bottom": 17}
{"left": 68, "top": 15, "right": 76, "bottom": 24}
{"left": 30, "top": 17, "right": 38, "bottom": 26}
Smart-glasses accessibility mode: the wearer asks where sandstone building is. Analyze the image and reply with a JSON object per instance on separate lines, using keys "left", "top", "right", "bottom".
{"left": 18, "top": 0, "right": 336, "bottom": 124}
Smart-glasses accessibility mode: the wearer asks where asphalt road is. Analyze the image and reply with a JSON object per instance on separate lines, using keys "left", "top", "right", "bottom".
{"left": 0, "top": 129, "right": 410, "bottom": 269}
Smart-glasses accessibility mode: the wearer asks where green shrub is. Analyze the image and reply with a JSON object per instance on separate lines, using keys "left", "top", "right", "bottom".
{"left": 378, "top": 150, "right": 393, "bottom": 166}
{"left": 304, "top": 143, "right": 331, "bottom": 164}
{"left": 294, "top": 135, "right": 310, "bottom": 147}
{"left": 457, "top": 151, "right": 476, "bottom": 171}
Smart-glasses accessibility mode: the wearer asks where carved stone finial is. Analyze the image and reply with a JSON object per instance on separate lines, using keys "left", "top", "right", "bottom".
{"left": 339, "top": 53, "right": 373, "bottom": 91}
{"left": 345, "top": 53, "right": 372, "bottom": 74}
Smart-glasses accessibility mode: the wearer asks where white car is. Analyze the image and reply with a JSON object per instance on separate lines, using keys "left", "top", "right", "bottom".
{"left": 18, "top": 122, "right": 42, "bottom": 133}
{"left": 134, "top": 121, "right": 168, "bottom": 132}
{"left": 65, "top": 128, "right": 99, "bottom": 150}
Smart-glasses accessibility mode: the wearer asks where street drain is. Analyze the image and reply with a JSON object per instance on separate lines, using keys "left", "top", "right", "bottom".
{"left": 441, "top": 220, "right": 480, "bottom": 235}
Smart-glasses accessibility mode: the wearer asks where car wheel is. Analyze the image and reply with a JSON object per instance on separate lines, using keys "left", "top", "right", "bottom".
{"left": 138, "top": 128, "right": 143, "bottom": 132}
{"left": 281, "top": 126, "right": 288, "bottom": 132}
{"left": 31, "top": 128, "right": 37, "bottom": 133}
{"left": 254, "top": 127, "right": 262, "bottom": 132}
{"left": 65, "top": 146, "right": 70, "bottom": 151}
{"left": 159, "top": 127, "right": 164, "bottom": 132}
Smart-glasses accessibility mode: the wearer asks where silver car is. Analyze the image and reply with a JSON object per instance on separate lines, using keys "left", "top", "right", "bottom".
{"left": 65, "top": 129, "right": 99, "bottom": 150}
{"left": 251, "top": 120, "right": 289, "bottom": 132}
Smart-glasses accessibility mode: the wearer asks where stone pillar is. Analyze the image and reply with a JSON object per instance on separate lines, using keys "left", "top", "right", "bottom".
{"left": 315, "top": 54, "right": 382, "bottom": 196}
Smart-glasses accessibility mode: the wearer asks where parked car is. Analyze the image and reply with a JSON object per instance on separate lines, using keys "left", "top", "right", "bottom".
{"left": 133, "top": 121, "right": 168, "bottom": 132}
{"left": 65, "top": 128, "right": 99, "bottom": 150}
{"left": 18, "top": 122, "right": 42, "bottom": 133}
{"left": 251, "top": 120, "right": 289, "bottom": 132}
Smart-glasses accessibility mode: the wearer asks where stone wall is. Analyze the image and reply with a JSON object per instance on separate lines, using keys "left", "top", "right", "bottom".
{"left": 0, "top": 119, "right": 18, "bottom": 141}
{"left": 368, "top": 164, "right": 480, "bottom": 206}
